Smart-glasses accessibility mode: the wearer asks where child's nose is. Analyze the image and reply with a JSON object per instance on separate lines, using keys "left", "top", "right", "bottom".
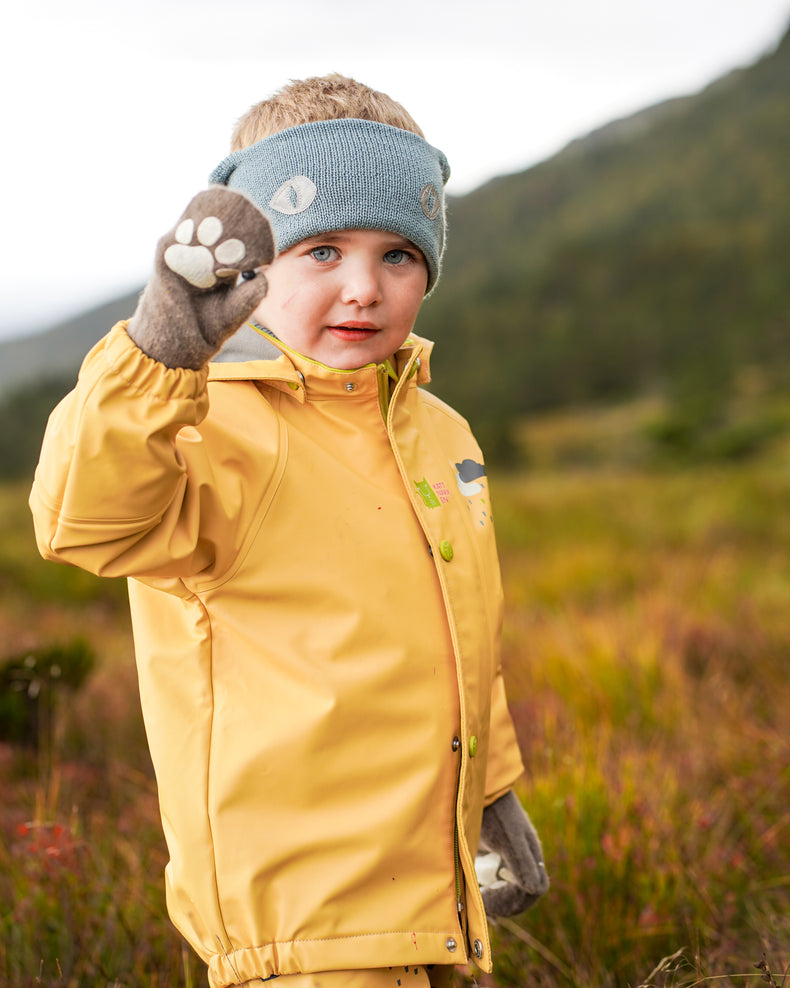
{"left": 340, "top": 259, "right": 382, "bottom": 307}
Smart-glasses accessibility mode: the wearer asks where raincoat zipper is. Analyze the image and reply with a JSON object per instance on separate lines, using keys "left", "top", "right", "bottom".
{"left": 453, "top": 744, "right": 465, "bottom": 926}
{"left": 377, "top": 359, "right": 399, "bottom": 420}
{"left": 454, "top": 818, "right": 463, "bottom": 919}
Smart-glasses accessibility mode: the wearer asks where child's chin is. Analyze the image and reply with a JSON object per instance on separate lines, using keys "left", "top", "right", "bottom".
{"left": 326, "top": 357, "right": 371, "bottom": 370}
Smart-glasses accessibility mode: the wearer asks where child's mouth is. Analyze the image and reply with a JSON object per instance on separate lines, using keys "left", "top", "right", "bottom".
{"left": 328, "top": 323, "right": 380, "bottom": 341}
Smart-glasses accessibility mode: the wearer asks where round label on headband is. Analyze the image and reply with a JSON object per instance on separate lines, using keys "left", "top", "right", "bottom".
{"left": 420, "top": 184, "right": 441, "bottom": 220}
{"left": 269, "top": 176, "right": 317, "bottom": 215}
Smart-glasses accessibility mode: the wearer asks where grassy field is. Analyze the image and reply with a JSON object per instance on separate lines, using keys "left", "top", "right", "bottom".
{"left": 1, "top": 420, "right": 788, "bottom": 987}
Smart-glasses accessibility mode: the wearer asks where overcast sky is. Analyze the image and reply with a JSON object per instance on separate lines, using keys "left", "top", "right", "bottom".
{"left": 1, "top": 0, "right": 788, "bottom": 341}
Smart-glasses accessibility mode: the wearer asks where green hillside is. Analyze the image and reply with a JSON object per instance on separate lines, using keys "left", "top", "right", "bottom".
{"left": 3, "top": 23, "right": 790, "bottom": 474}
{"left": 417, "top": 23, "right": 790, "bottom": 451}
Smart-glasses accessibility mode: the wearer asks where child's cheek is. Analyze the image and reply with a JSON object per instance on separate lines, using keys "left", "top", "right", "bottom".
{"left": 281, "top": 279, "right": 328, "bottom": 314}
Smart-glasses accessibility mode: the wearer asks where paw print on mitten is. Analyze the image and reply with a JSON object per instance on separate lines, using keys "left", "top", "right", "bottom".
{"left": 159, "top": 188, "right": 274, "bottom": 292}
{"left": 128, "top": 189, "right": 274, "bottom": 369}
{"left": 165, "top": 215, "right": 248, "bottom": 289}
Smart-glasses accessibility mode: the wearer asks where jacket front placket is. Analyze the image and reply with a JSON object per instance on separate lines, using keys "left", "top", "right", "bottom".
{"left": 383, "top": 347, "right": 494, "bottom": 970}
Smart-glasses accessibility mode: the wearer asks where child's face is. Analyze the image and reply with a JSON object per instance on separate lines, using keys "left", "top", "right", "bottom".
{"left": 251, "top": 229, "right": 428, "bottom": 369}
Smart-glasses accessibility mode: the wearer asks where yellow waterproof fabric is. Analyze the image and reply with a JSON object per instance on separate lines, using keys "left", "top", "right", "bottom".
{"left": 240, "top": 964, "right": 455, "bottom": 987}
{"left": 30, "top": 323, "right": 525, "bottom": 987}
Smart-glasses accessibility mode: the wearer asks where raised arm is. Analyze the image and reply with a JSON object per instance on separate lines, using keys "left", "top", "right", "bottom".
{"left": 30, "top": 189, "right": 273, "bottom": 579}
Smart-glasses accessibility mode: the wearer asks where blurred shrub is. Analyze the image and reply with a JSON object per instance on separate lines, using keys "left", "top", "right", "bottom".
{"left": 0, "top": 639, "right": 95, "bottom": 750}
{"left": 0, "top": 377, "right": 74, "bottom": 482}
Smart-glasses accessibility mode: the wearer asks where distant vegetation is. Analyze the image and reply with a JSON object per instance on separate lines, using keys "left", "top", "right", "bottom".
{"left": 417, "top": 25, "right": 790, "bottom": 460}
{"left": 3, "top": 27, "right": 789, "bottom": 473}
{"left": 0, "top": 378, "right": 76, "bottom": 481}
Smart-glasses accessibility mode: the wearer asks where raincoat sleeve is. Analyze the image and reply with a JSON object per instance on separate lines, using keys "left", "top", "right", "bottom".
{"left": 484, "top": 665, "right": 525, "bottom": 805}
{"left": 30, "top": 322, "right": 219, "bottom": 580}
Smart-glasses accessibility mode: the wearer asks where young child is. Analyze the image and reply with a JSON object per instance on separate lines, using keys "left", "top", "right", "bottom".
{"left": 30, "top": 75, "right": 548, "bottom": 988}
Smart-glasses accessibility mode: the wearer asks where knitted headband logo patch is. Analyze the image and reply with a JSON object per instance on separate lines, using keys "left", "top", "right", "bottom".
{"left": 420, "top": 183, "right": 441, "bottom": 220}
{"left": 269, "top": 176, "right": 317, "bottom": 215}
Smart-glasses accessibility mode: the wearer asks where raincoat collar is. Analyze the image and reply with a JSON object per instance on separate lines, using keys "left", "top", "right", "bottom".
{"left": 208, "top": 321, "right": 434, "bottom": 396}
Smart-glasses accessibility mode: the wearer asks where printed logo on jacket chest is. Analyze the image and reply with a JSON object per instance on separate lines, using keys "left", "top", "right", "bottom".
{"left": 454, "top": 458, "right": 491, "bottom": 527}
{"left": 413, "top": 459, "right": 492, "bottom": 528}
{"left": 414, "top": 477, "right": 451, "bottom": 508}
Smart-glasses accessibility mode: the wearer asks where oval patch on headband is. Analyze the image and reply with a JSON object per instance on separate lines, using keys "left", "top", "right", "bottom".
{"left": 420, "top": 183, "right": 441, "bottom": 220}
{"left": 270, "top": 176, "right": 317, "bottom": 215}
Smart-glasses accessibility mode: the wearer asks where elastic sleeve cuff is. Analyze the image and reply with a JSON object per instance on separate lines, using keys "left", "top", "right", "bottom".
{"left": 102, "top": 322, "right": 209, "bottom": 402}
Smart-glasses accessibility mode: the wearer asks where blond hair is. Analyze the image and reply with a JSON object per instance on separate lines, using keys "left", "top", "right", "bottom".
{"left": 230, "top": 74, "right": 424, "bottom": 151}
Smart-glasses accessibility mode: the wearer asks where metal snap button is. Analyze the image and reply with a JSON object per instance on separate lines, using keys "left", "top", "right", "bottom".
{"left": 345, "top": 382, "right": 355, "bottom": 391}
{"left": 473, "top": 939, "right": 483, "bottom": 959}
{"left": 452, "top": 737, "right": 461, "bottom": 752}
{"left": 445, "top": 937, "right": 457, "bottom": 952}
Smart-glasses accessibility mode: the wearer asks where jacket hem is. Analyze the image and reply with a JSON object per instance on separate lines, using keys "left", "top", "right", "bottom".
{"left": 208, "top": 931, "right": 473, "bottom": 987}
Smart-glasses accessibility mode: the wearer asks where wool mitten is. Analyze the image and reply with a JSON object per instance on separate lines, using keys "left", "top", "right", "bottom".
{"left": 476, "top": 789, "right": 549, "bottom": 917}
{"left": 128, "top": 188, "right": 275, "bottom": 369}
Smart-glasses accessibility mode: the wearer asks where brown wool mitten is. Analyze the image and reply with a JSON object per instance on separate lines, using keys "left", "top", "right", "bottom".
{"left": 128, "top": 188, "right": 275, "bottom": 369}
{"left": 476, "top": 789, "right": 549, "bottom": 917}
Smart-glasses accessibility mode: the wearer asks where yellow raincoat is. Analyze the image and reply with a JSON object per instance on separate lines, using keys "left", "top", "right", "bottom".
{"left": 30, "top": 323, "right": 524, "bottom": 986}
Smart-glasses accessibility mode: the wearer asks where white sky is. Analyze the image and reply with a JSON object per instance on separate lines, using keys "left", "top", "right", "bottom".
{"left": 1, "top": 0, "right": 788, "bottom": 341}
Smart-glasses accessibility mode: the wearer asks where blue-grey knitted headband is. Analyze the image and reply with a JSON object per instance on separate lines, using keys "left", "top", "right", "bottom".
{"left": 209, "top": 118, "right": 450, "bottom": 292}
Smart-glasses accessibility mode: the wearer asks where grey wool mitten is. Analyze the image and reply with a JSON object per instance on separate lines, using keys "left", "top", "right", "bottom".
{"left": 476, "top": 789, "right": 549, "bottom": 917}
{"left": 128, "top": 188, "right": 275, "bottom": 369}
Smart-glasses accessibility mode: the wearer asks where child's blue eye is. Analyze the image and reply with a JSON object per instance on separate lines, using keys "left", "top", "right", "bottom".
{"left": 310, "top": 246, "right": 337, "bottom": 262}
{"left": 384, "top": 249, "right": 409, "bottom": 265}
